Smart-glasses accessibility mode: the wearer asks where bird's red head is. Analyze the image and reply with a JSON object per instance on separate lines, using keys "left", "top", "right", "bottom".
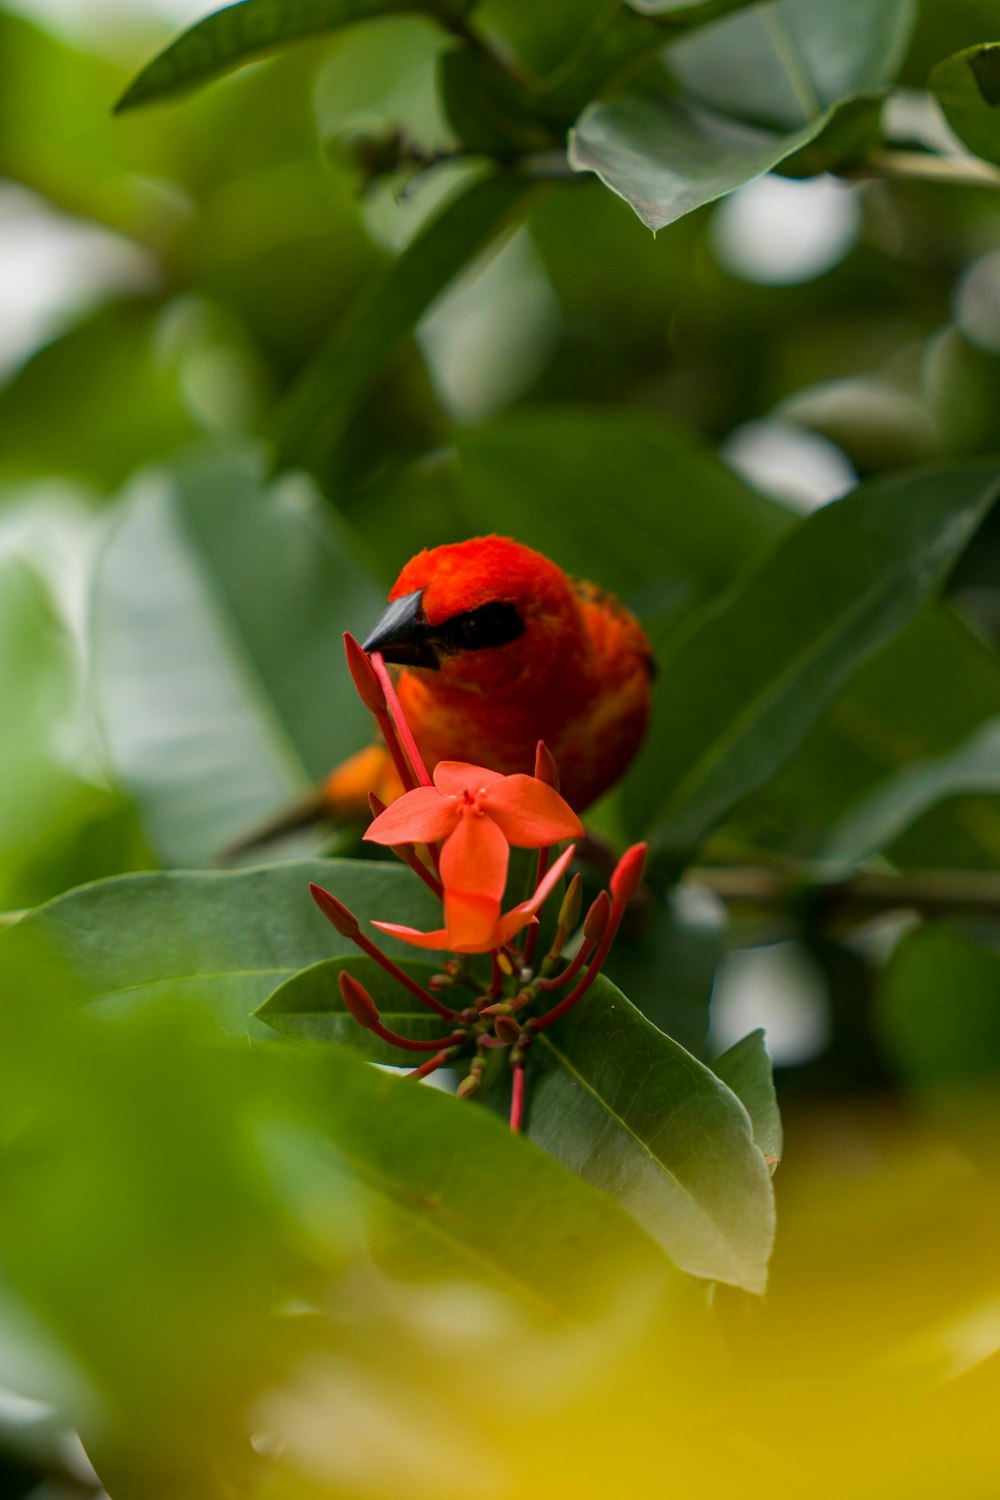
{"left": 364, "top": 536, "right": 586, "bottom": 696}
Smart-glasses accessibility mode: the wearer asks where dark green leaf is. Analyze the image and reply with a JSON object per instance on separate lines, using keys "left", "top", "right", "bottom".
{"left": 624, "top": 463, "right": 1000, "bottom": 866}
{"left": 310, "top": 1040, "right": 690, "bottom": 1321}
{"left": 711, "top": 1030, "right": 782, "bottom": 1173}
{"left": 453, "top": 405, "right": 791, "bottom": 622}
{"left": 877, "top": 923, "right": 1000, "bottom": 1088}
{"left": 274, "top": 172, "right": 537, "bottom": 469}
{"left": 115, "top": 0, "right": 473, "bottom": 112}
{"left": 932, "top": 43, "right": 1000, "bottom": 167}
{"left": 91, "top": 449, "right": 382, "bottom": 865}
{"left": 439, "top": 50, "right": 554, "bottom": 155}
{"left": 822, "top": 717, "right": 1000, "bottom": 870}
{"left": 7, "top": 859, "right": 438, "bottom": 1036}
{"left": 483, "top": 974, "right": 775, "bottom": 1293}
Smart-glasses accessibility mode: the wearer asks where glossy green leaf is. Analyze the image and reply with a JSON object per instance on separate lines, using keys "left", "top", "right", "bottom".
{"left": 822, "top": 717, "right": 1000, "bottom": 870}
{"left": 932, "top": 42, "right": 1000, "bottom": 167}
{"left": 309, "top": 1039, "right": 689, "bottom": 1321}
{"left": 91, "top": 450, "right": 382, "bottom": 866}
{"left": 571, "top": 0, "right": 914, "bottom": 231}
{"left": 877, "top": 923, "right": 1000, "bottom": 1088}
{"left": 274, "top": 172, "right": 536, "bottom": 469}
{"left": 711, "top": 1030, "right": 782, "bottom": 1173}
{"left": 624, "top": 463, "right": 1000, "bottom": 866}
{"left": 569, "top": 95, "right": 829, "bottom": 233}
{"left": 665, "top": 0, "right": 914, "bottom": 132}
{"left": 733, "top": 606, "right": 1000, "bottom": 869}
{"left": 453, "top": 405, "right": 791, "bottom": 622}
{"left": 483, "top": 974, "right": 775, "bottom": 1292}
{"left": 7, "top": 859, "right": 438, "bottom": 1036}
{"left": 115, "top": 0, "right": 473, "bottom": 112}
{"left": 258, "top": 954, "right": 452, "bottom": 1061}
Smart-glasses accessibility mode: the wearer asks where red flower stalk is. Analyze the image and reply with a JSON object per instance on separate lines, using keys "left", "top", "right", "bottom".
{"left": 337, "top": 972, "right": 462, "bottom": 1053}
{"left": 310, "top": 883, "right": 456, "bottom": 1020}
{"left": 530, "top": 845, "right": 647, "bottom": 1033}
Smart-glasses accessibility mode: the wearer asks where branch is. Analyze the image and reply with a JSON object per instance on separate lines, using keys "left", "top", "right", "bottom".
{"left": 690, "top": 866, "right": 1000, "bottom": 918}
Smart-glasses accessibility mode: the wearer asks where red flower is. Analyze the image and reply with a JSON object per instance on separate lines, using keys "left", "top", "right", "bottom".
{"left": 364, "top": 760, "right": 583, "bottom": 952}
{"left": 373, "top": 842, "right": 578, "bottom": 955}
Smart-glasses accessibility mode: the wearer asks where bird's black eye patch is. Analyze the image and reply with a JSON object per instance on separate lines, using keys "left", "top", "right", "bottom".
{"left": 434, "top": 601, "right": 526, "bottom": 655}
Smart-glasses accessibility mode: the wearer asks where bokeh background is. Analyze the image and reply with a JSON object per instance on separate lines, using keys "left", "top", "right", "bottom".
{"left": 4, "top": 0, "right": 1000, "bottom": 1494}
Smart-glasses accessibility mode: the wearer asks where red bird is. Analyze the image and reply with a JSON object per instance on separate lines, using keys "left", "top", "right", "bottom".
{"left": 232, "top": 536, "right": 653, "bottom": 852}
{"left": 327, "top": 535, "right": 653, "bottom": 815}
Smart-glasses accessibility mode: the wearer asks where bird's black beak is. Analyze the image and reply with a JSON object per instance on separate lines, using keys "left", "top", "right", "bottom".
{"left": 362, "top": 589, "right": 440, "bottom": 669}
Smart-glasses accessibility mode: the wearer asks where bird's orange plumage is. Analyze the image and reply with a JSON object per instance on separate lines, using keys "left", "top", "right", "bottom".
{"left": 323, "top": 536, "right": 653, "bottom": 818}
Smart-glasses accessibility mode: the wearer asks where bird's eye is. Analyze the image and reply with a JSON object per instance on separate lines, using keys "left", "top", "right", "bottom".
{"left": 436, "top": 601, "right": 525, "bottom": 654}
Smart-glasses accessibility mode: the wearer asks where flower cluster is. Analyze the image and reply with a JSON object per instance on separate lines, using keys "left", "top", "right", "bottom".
{"left": 309, "top": 633, "right": 646, "bottom": 1131}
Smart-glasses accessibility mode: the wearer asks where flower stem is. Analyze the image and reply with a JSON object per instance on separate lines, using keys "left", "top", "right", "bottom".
{"left": 370, "top": 652, "right": 433, "bottom": 787}
{"left": 371, "top": 1019, "right": 465, "bottom": 1053}
{"left": 408, "top": 1046, "right": 459, "bottom": 1080}
{"left": 350, "top": 929, "right": 457, "bottom": 1020}
{"left": 520, "top": 845, "right": 551, "bottom": 970}
{"left": 529, "top": 906, "right": 624, "bottom": 1033}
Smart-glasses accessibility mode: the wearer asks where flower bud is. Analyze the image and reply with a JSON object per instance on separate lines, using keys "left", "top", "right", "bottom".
{"left": 344, "top": 631, "right": 387, "bottom": 714}
{"left": 583, "top": 889, "right": 612, "bottom": 944}
{"left": 558, "top": 873, "right": 583, "bottom": 933}
{"left": 494, "top": 1015, "right": 521, "bottom": 1046}
{"left": 610, "top": 842, "right": 647, "bottom": 906}
{"left": 310, "top": 883, "right": 360, "bottom": 938}
{"left": 534, "top": 740, "right": 560, "bottom": 792}
{"left": 456, "top": 1074, "right": 480, "bottom": 1100}
{"left": 338, "top": 971, "right": 380, "bottom": 1031}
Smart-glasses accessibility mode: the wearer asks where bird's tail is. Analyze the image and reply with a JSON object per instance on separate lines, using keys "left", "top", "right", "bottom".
{"left": 217, "top": 743, "right": 401, "bottom": 863}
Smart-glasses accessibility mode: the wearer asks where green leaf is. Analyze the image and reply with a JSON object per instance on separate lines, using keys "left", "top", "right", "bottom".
{"left": 439, "top": 50, "right": 555, "bottom": 155}
{"left": 274, "top": 172, "right": 536, "bottom": 469}
{"left": 628, "top": 0, "right": 761, "bottom": 16}
{"left": 452, "top": 405, "right": 791, "bottom": 624}
{"left": 877, "top": 923, "right": 1000, "bottom": 1089}
{"left": 569, "top": 92, "right": 830, "bottom": 234}
{"left": 115, "top": 0, "right": 473, "bottom": 112}
{"left": 483, "top": 975, "right": 775, "bottom": 1293}
{"left": 932, "top": 42, "right": 1000, "bottom": 168}
{"left": 732, "top": 606, "right": 1000, "bottom": 869}
{"left": 258, "top": 954, "right": 452, "bottom": 1061}
{"left": 822, "top": 717, "right": 1000, "bottom": 870}
{"left": 307, "top": 1041, "right": 691, "bottom": 1321}
{"left": 91, "top": 449, "right": 383, "bottom": 865}
{"left": 665, "top": 0, "right": 914, "bottom": 133}
{"left": 570, "top": 0, "right": 915, "bottom": 231}
{"left": 6, "top": 858, "right": 439, "bottom": 1037}
{"left": 711, "top": 1030, "right": 782, "bottom": 1174}
{"left": 624, "top": 462, "right": 1000, "bottom": 866}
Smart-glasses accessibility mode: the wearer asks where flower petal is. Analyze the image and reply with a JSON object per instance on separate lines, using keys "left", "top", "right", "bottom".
{"left": 483, "top": 776, "right": 584, "bottom": 846}
{"left": 370, "top": 920, "right": 453, "bottom": 952}
{"left": 432, "top": 760, "right": 506, "bottom": 796}
{"left": 502, "top": 843, "right": 577, "bottom": 926}
{"left": 363, "top": 785, "right": 457, "bottom": 846}
{"left": 439, "top": 806, "right": 509, "bottom": 905}
{"left": 444, "top": 891, "right": 502, "bottom": 952}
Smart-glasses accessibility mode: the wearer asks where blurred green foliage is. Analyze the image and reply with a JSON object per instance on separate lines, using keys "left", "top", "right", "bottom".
{"left": 4, "top": 0, "right": 1000, "bottom": 1491}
